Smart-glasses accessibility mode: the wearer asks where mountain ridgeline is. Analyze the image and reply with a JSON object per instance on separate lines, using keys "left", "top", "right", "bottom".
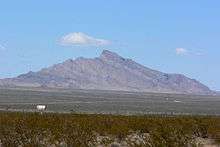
{"left": 0, "top": 50, "right": 213, "bottom": 95}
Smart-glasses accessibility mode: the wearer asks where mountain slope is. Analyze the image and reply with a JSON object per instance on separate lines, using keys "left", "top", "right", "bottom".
{"left": 0, "top": 50, "right": 213, "bottom": 94}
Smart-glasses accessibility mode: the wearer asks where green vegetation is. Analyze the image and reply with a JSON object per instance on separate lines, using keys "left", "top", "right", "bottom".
{"left": 0, "top": 112, "right": 220, "bottom": 147}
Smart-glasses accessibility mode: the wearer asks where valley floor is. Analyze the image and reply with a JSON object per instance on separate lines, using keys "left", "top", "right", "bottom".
{"left": 0, "top": 87, "right": 220, "bottom": 115}
{"left": 1, "top": 88, "right": 220, "bottom": 146}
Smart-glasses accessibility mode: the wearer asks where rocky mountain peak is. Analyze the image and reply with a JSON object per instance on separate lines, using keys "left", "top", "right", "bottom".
{"left": 100, "top": 50, "right": 126, "bottom": 62}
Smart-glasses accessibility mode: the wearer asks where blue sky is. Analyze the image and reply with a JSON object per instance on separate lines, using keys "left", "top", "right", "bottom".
{"left": 0, "top": 0, "right": 220, "bottom": 90}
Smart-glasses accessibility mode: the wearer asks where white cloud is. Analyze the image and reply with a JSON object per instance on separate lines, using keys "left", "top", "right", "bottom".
{"left": 175, "top": 47, "right": 204, "bottom": 56}
{"left": 194, "top": 52, "right": 204, "bottom": 56}
{"left": 0, "top": 44, "right": 6, "bottom": 51}
{"left": 175, "top": 48, "right": 188, "bottom": 55}
{"left": 60, "top": 32, "right": 110, "bottom": 46}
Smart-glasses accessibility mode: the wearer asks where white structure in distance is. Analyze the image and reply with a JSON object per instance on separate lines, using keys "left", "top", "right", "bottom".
{"left": 174, "top": 100, "right": 181, "bottom": 103}
{"left": 36, "top": 105, "right": 46, "bottom": 111}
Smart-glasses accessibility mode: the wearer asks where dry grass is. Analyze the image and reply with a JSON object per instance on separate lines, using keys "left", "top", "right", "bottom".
{"left": 0, "top": 112, "right": 220, "bottom": 146}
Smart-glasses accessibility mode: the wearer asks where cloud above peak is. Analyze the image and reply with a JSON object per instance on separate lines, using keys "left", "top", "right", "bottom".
{"left": 175, "top": 48, "right": 188, "bottom": 55}
{"left": 60, "top": 32, "right": 110, "bottom": 46}
{"left": 175, "top": 47, "right": 204, "bottom": 56}
{"left": 0, "top": 44, "right": 6, "bottom": 51}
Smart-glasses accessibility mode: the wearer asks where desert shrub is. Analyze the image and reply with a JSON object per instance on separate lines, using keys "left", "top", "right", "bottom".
{"left": 0, "top": 112, "right": 220, "bottom": 146}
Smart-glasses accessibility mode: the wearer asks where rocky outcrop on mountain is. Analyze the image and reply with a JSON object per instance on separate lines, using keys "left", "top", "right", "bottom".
{"left": 0, "top": 50, "right": 213, "bottom": 94}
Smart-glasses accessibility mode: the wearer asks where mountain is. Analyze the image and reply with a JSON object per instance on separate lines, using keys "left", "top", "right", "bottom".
{"left": 215, "top": 91, "right": 220, "bottom": 95}
{"left": 0, "top": 50, "right": 213, "bottom": 94}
